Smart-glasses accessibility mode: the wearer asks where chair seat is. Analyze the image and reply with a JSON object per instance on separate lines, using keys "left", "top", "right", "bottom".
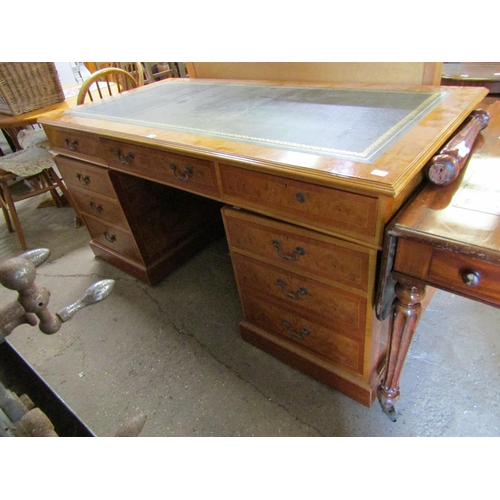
{"left": 17, "top": 128, "right": 51, "bottom": 151}
{"left": 0, "top": 147, "right": 55, "bottom": 177}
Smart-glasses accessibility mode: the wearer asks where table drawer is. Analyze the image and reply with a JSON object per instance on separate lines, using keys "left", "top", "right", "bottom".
{"left": 83, "top": 215, "right": 142, "bottom": 262}
{"left": 232, "top": 253, "right": 366, "bottom": 339}
{"left": 395, "top": 239, "right": 500, "bottom": 305}
{"left": 427, "top": 250, "right": 500, "bottom": 304}
{"left": 241, "top": 292, "right": 362, "bottom": 374}
{"left": 100, "top": 138, "right": 220, "bottom": 198}
{"left": 44, "top": 126, "right": 103, "bottom": 163}
{"left": 219, "top": 163, "right": 379, "bottom": 242}
{"left": 222, "top": 207, "right": 371, "bottom": 293}
{"left": 55, "top": 156, "right": 117, "bottom": 199}
{"left": 69, "top": 187, "right": 129, "bottom": 230}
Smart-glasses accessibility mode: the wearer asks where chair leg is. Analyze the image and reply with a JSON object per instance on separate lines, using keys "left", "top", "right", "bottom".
{"left": 40, "top": 169, "right": 64, "bottom": 207}
{"left": 0, "top": 179, "right": 27, "bottom": 249}
{"left": 47, "top": 167, "right": 70, "bottom": 206}
{"left": 2, "top": 128, "right": 17, "bottom": 152}
{"left": 0, "top": 188, "right": 14, "bottom": 233}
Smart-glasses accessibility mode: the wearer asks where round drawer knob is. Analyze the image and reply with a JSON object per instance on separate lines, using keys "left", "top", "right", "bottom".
{"left": 462, "top": 269, "right": 480, "bottom": 286}
{"left": 296, "top": 192, "right": 306, "bottom": 203}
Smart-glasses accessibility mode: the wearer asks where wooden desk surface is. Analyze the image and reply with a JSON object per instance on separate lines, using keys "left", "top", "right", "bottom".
{"left": 389, "top": 99, "right": 500, "bottom": 263}
{"left": 40, "top": 79, "right": 487, "bottom": 198}
{"left": 377, "top": 98, "right": 500, "bottom": 319}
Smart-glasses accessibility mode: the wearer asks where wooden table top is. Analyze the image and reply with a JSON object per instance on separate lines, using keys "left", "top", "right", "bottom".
{"left": 0, "top": 96, "right": 78, "bottom": 129}
{"left": 389, "top": 99, "right": 500, "bottom": 261}
{"left": 39, "top": 79, "right": 488, "bottom": 198}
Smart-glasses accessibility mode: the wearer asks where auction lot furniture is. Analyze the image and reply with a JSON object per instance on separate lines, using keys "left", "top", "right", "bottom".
{"left": 39, "top": 79, "right": 487, "bottom": 409}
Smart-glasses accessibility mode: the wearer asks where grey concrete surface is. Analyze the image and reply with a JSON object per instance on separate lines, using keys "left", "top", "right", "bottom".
{"left": 0, "top": 177, "right": 498, "bottom": 437}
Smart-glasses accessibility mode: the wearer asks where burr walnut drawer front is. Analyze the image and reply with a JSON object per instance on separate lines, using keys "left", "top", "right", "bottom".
{"left": 242, "top": 292, "right": 362, "bottom": 373}
{"left": 55, "top": 156, "right": 117, "bottom": 199}
{"left": 44, "top": 126, "right": 103, "bottom": 163}
{"left": 68, "top": 187, "right": 129, "bottom": 230}
{"left": 232, "top": 253, "right": 366, "bottom": 340}
{"left": 222, "top": 207, "right": 371, "bottom": 293}
{"left": 395, "top": 239, "right": 500, "bottom": 305}
{"left": 100, "top": 138, "right": 220, "bottom": 198}
{"left": 219, "top": 163, "right": 379, "bottom": 242}
{"left": 83, "top": 215, "right": 141, "bottom": 262}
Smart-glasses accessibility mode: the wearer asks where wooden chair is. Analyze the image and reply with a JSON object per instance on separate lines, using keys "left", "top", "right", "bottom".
{"left": 77, "top": 67, "right": 139, "bottom": 105}
{"left": 142, "top": 62, "right": 175, "bottom": 83}
{"left": 86, "top": 62, "right": 145, "bottom": 87}
{"left": 0, "top": 144, "right": 70, "bottom": 249}
{"left": 115, "top": 63, "right": 145, "bottom": 87}
{"left": 0, "top": 67, "right": 140, "bottom": 249}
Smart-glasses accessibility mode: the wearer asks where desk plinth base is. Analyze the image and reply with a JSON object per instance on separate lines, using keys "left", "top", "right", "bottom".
{"left": 240, "top": 321, "right": 382, "bottom": 407}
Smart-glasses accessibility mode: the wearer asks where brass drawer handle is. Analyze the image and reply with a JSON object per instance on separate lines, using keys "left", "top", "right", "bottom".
{"left": 89, "top": 201, "right": 103, "bottom": 214}
{"left": 462, "top": 269, "right": 480, "bottom": 286}
{"left": 64, "top": 137, "right": 78, "bottom": 151}
{"left": 277, "top": 278, "right": 308, "bottom": 299}
{"left": 282, "top": 319, "right": 310, "bottom": 340}
{"left": 104, "top": 231, "right": 116, "bottom": 243}
{"left": 114, "top": 148, "right": 134, "bottom": 166}
{"left": 76, "top": 173, "right": 90, "bottom": 185}
{"left": 272, "top": 239, "right": 305, "bottom": 261}
{"left": 170, "top": 162, "right": 193, "bottom": 181}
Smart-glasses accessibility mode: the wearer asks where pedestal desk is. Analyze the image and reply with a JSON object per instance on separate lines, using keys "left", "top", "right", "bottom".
{"left": 39, "top": 79, "right": 487, "bottom": 409}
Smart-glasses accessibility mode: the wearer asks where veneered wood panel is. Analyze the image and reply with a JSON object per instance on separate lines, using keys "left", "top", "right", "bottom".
{"left": 222, "top": 207, "right": 371, "bottom": 293}
{"left": 219, "top": 163, "right": 379, "bottom": 244}
{"left": 241, "top": 293, "right": 362, "bottom": 374}
{"left": 101, "top": 137, "right": 220, "bottom": 199}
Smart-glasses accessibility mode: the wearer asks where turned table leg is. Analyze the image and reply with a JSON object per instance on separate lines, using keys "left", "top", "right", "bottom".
{"left": 378, "top": 278, "right": 426, "bottom": 421}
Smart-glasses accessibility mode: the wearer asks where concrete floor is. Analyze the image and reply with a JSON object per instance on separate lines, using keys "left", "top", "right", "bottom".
{"left": 0, "top": 160, "right": 499, "bottom": 437}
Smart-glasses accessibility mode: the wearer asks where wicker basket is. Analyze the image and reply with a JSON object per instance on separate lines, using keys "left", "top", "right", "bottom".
{"left": 0, "top": 62, "right": 65, "bottom": 116}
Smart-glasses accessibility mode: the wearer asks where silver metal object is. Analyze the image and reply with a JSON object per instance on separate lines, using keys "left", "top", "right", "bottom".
{"left": 0, "top": 248, "right": 115, "bottom": 339}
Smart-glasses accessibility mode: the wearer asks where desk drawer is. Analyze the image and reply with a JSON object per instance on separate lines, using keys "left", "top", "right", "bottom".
{"left": 44, "top": 126, "right": 103, "bottom": 163}
{"left": 100, "top": 138, "right": 220, "bottom": 198}
{"left": 242, "top": 292, "right": 362, "bottom": 373}
{"left": 232, "top": 253, "right": 366, "bottom": 340}
{"left": 83, "top": 215, "right": 142, "bottom": 262}
{"left": 55, "top": 156, "right": 116, "bottom": 199}
{"left": 69, "top": 187, "right": 129, "bottom": 230}
{"left": 222, "top": 207, "right": 371, "bottom": 293}
{"left": 219, "top": 163, "right": 378, "bottom": 242}
{"left": 395, "top": 239, "right": 500, "bottom": 305}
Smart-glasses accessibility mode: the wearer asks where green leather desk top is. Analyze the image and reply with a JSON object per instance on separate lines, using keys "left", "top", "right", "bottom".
{"left": 67, "top": 80, "right": 445, "bottom": 164}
